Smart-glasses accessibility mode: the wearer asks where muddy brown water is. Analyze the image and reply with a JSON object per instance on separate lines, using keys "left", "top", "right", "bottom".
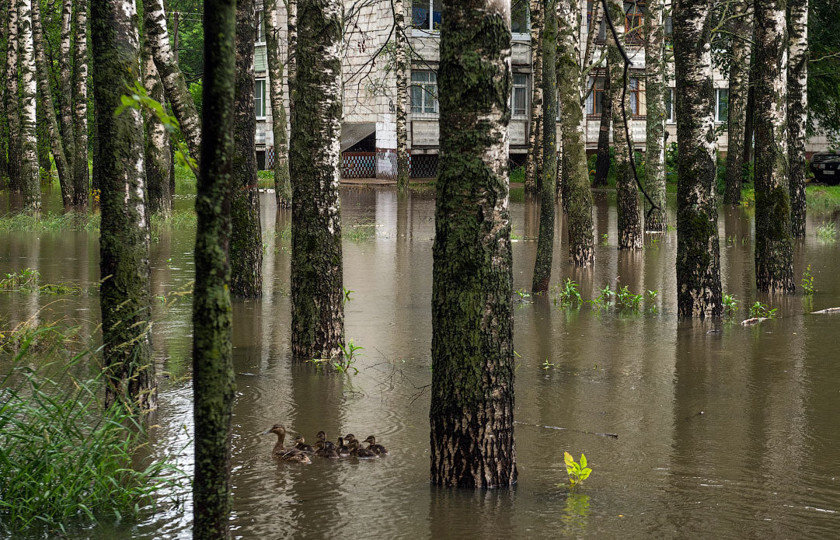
{"left": 1, "top": 188, "right": 839, "bottom": 538}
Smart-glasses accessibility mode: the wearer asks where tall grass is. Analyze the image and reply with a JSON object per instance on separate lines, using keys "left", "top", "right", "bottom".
{"left": 0, "top": 331, "right": 184, "bottom": 533}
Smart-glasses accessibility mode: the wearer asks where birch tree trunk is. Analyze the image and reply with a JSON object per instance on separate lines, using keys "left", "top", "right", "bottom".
{"left": 17, "top": 0, "right": 40, "bottom": 213}
{"left": 230, "top": 0, "right": 263, "bottom": 298}
{"left": 264, "top": 0, "right": 291, "bottom": 207}
{"left": 754, "top": 0, "right": 794, "bottom": 293}
{"left": 644, "top": 0, "right": 666, "bottom": 231}
{"left": 287, "top": 0, "right": 296, "bottom": 109}
{"left": 532, "top": 0, "right": 556, "bottom": 293}
{"left": 91, "top": 0, "right": 154, "bottom": 410}
{"left": 143, "top": 0, "right": 201, "bottom": 165}
{"left": 0, "top": 3, "right": 7, "bottom": 185}
{"left": 723, "top": 0, "right": 752, "bottom": 205}
{"left": 558, "top": 0, "right": 594, "bottom": 266}
{"left": 431, "top": 0, "right": 516, "bottom": 489}
{"left": 290, "top": 0, "right": 344, "bottom": 360}
{"left": 193, "top": 0, "right": 236, "bottom": 536}
{"left": 607, "top": 0, "right": 642, "bottom": 249}
{"left": 525, "top": 0, "right": 543, "bottom": 193}
{"left": 787, "top": 0, "right": 807, "bottom": 238}
{"left": 72, "top": 0, "right": 89, "bottom": 208}
{"left": 59, "top": 0, "right": 74, "bottom": 170}
{"left": 32, "top": 0, "right": 73, "bottom": 207}
{"left": 5, "top": 2, "right": 21, "bottom": 192}
{"left": 143, "top": 33, "right": 172, "bottom": 216}
{"left": 673, "top": 0, "right": 722, "bottom": 318}
{"left": 395, "top": 0, "right": 410, "bottom": 190}
{"left": 593, "top": 66, "right": 611, "bottom": 187}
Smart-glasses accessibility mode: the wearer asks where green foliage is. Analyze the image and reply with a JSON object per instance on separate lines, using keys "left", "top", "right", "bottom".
{"left": 722, "top": 293, "right": 739, "bottom": 318}
{"left": 614, "top": 285, "right": 643, "bottom": 311}
{"left": 589, "top": 283, "right": 649, "bottom": 312}
{"left": 801, "top": 265, "right": 815, "bottom": 296}
{"left": 0, "top": 269, "right": 81, "bottom": 295}
{"left": 510, "top": 165, "right": 525, "bottom": 184}
{"left": 309, "top": 339, "right": 363, "bottom": 374}
{"left": 0, "top": 212, "right": 99, "bottom": 232}
{"left": 0, "top": 349, "right": 184, "bottom": 532}
{"left": 816, "top": 221, "right": 837, "bottom": 243}
{"left": 552, "top": 278, "right": 582, "bottom": 307}
{"left": 562, "top": 452, "right": 592, "bottom": 491}
{"left": 748, "top": 301, "right": 777, "bottom": 319}
{"left": 809, "top": 0, "right": 840, "bottom": 145}
{"left": 343, "top": 287, "right": 354, "bottom": 303}
{"left": 806, "top": 186, "right": 840, "bottom": 213}
{"left": 344, "top": 220, "right": 377, "bottom": 242}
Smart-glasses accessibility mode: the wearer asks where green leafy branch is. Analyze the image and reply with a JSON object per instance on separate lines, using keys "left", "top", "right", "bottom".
{"left": 563, "top": 452, "right": 592, "bottom": 491}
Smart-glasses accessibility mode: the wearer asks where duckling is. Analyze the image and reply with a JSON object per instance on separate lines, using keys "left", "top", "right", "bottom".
{"left": 293, "top": 434, "right": 314, "bottom": 453}
{"left": 363, "top": 435, "right": 388, "bottom": 456}
{"left": 316, "top": 431, "right": 337, "bottom": 451}
{"left": 314, "top": 439, "right": 340, "bottom": 459}
{"left": 347, "top": 437, "right": 377, "bottom": 458}
{"left": 336, "top": 437, "right": 350, "bottom": 457}
{"left": 344, "top": 433, "right": 357, "bottom": 445}
{"left": 263, "top": 424, "right": 312, "bottom": 464}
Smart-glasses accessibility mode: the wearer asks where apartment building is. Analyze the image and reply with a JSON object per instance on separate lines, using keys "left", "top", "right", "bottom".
{"left": 253, "top": 1, "right": 831, "bottom": 179}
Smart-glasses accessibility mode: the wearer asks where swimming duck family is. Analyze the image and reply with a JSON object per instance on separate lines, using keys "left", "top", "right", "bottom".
{"left": 264, "top": 424, "right": 312, "bottom": 464}
{"left": 264, "top": 425, "right": 388, "bottom": 461}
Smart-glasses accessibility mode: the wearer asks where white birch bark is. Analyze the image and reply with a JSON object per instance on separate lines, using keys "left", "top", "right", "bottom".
{"left": 723, "top": 0, "right": 753, "bottom": 205}
{"left": 59, "top": 0, "right": 74, "bottom": 167}
{"left": 143, "top": 34, "right": 172, "bottom": 216}
{"left": 5, "top": 2, "right": 20, "bottom": 191}
{"left": 525, "top": 0, "right": 543, "bottom": 193}
{"left": 265, "top": 0, "right": 291, "bottom": 207}
{"left": 395, "top": 0, "right": 410, "bottom": 189}
{"left": 787, "top": 0, "right": 808, "bottom": 237}
{"left": 17, "top": 0, "right": 40, "bottom": 213}
{"left": 644, "top": 0, "right": 666, "bottom": 230}
{"left": 72, "top": 0, "right": 89, "bottom": 208}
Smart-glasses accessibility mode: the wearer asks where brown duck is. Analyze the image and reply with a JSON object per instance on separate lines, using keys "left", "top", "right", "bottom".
{"left": 363, "top": 435, "right": 388, "bottom": 456}
{"left": 264, "top": 424, "right": 311, "bottom": 464}
{"left": 348, "top": 437, "right": 377, "bottom": 458}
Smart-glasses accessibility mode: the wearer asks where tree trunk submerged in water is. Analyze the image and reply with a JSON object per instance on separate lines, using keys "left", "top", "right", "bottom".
{"left": 264, "top": 0, "right": 291, "bottom": 208}
{"left": 91, "top": 0, "right": 155, "bottom": 411}
{"left": 525, "top": 0, "right": 543, "bottom": 194}
{"left": 754, "top": 0, "right": 794, "bottom": 293}
{"left": 142, "top": 32, "right": 172, "bottom": 217}
{"left": 395, "top": 0, "right": 410, "bottom": 190}
{"left": 230, "top": 0, "right": 263, "bottom": 298}
{"left": 723, "top": 0, "right": 752, "bottom": 205}
{"left": 592, "top": 67, "right": 611, "bottom": 187}
{"left": 72, "top": 0, "right": 89, "bottom": 209}
{"left": 644, "top": 0, "right": 666, "bottom": 231}
{"left": 673, "top": 0, "right": 722, "bottom": 318}
{"left": 193, "top": 1, "right": 236, "bottom": 537}
{"left": 532, "top": 0, "right": 556, "bottom": 294}
{"left": 17, "top": 0, "right": 40, "bottom": 213}
{"left": 5, "top": 2, "right": 21, "bottom": 192}
{"left": 290, "top": 0, "right": 344, "bottom": 361}
{"left": 787, "top": 0, "right": 808, "bottom": 238}
{"left": 430, "top": 0, "right": 516, "bottom": 489}
{"left": 59, "top": 0, "right": 75, "bottom": 174}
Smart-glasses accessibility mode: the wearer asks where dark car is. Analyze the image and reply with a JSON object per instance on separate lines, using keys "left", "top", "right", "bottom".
{"left": 810, "top": 152, "right": 840, "bottom": 185}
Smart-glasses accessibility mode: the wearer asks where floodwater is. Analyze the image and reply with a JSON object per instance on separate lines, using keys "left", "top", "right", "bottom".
{"left": 2, "top": 187, "right": 840, "bottom": 538}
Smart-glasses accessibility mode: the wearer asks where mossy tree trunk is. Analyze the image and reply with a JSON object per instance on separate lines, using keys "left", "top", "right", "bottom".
{"left": 17, "top": 0, "right": 40, "bottom": 214}
{"left": 754, "top": 0, "right": 794, "bottom": 293}
{"left": 143, "top": 0, "right": 201, "bottom": 166}
{"left": 231, "top": 0, "right": 263, "bottom": 298}
{"left": 0, "top": 3, "right": 7, "bottom": 186}
{"left": 644, "top": 0, "right": 666, "bottom": 230}
{"left": 193, "top": 0, "right": 236, "bottom": 536}
{"left": 32, "top": 0, "right": 73, "bottom": 207}
{"left": 59, "top": 0, "right": 74, "bottom": 173}
{"left": 592, "top": 66, "right": 611, "bottom": 187}
{"left": 430, "top": 0, "right": 516, "bottom": 489}
{"left": 91, "top": 0, "right": 155, "bottom": 411}
{"left": 525, "top": 0, "right": 543, "bottom": 194}
{"left": 787, "top": 0, "right": 807, "bottom": 238}
{"left": 558, "top": 0, "right": 594, "bottom": 266}
{"left": 673, "top": 0, "right": 722, "bottom": 318}
{"left": 265, "top": 0, "right": 291, "bottom": 208}
{"left": 290, "top": 0, "right": 344, "bottom": 360}
{"left": 72, "top": 0, "right": 89, "bottom": 209}
{"left": 532, "top": 0, "right": 556, "bottom": 293}
{"left": 142, "top": 31, "right": 172, "bottom": 216}
{"left": 723, "top": 0, "right": 752, "bottom": 205}
{"left": 395, "top": 0, "right": 410, "bottom": 190}
{"left": 607, "top": 0, "right": 642, "bottom": 249}
{"left": 5, "top": 2, "right": 20, "bottom": 192}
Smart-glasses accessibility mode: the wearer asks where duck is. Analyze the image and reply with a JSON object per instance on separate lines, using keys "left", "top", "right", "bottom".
{"left": 264, "top": 424, "right": 311, "bottom": 464}
{"left": 316, "top": 431, "right": 337, "bottom": 451}
{"left": 343, "top": 433, "right": 357, "bottom": 445}
{"left": 293, "top": 434, "right": 314, "bottom": 453}
{"left": 314, "top": 439, "right": 340, "bottom": 459}
{"left": 363, "top": 435, "right": 388, "bottom": 456}
{"left": 347, "top": 437, "right": 378, "bottom": 458}
{"left": 336, "top": 437, "right": 350, "bottom": 457}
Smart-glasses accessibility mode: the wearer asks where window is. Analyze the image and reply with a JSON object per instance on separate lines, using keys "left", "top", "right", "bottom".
{"left": 664, "top": 15, "right": 673, "bottom": 36}
{"left": 665, "top": 88, "right": 675, "bottom": 123}
{"left": 256, "top": 10, "right": 265, "bottom": 43}
{"left": 586, "top": 77, "right": 608, "bottom": 115}
{"left": 410, "top": 71, "right": 438, "bottom": 114}
{"left": 629, "top": 77, "right": 641, "bottom": 116}
{"left": 625, "top": 1, "right": 645, "bottom": 44}
{"left": 412, "top": 0, "right": 442, "bottom": 32}
{"left": 512, "top": 73, "right": 528, "bottom": 117}
{"left": 511, "top": 0, "right": 529, "bottom": 34}
{"left": 716, "top": 88, "right": 729, "bottom": 123}
{"left": 255, "top": 79, "right": 266, "bottom": 118}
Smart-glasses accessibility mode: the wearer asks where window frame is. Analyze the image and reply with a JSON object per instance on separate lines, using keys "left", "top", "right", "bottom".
{"left": 715, "top": 88, "right": 729, "bottom": 123}
{"left": 624, "top": 1, "right": 645, "bottom": 45}
{"left": 255, "top": 78, "right": 267, "bottom": 119}
{"left": 411, "top": 0, "right": 442, "bottom": 34}
{"left": 511, "top": 0, "right": 530, "bottom": 39}
{"left": 512, "top": 73, "right": 529, "bottom": 118}
{"left": 665, "top": 88, "right": 675, "bottom": 123}
{"left": 255, "top": 10, "right": 265, "bottom": 44}
{"left": 410, "top": 70, "right": 439, "bottom": 115}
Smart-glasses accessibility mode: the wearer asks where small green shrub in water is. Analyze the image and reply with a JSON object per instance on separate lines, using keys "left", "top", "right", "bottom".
{"left": 0, "top": 347, "right": 184, "bottom": 532}
{"left": 0, "top": 268, "right": 82, "bottom": 295}
{"left": 310, "top": 340, "right": 363, "bottom": 374}
{"left": 563, "top": 452, "right": 592, "bottom": 491}
{"left": 722, "top": 293, "right": 739, "bottom": 318}
{"left": 816, "top": 222, "right": 837, "bottom": 243}
{"left": 614, "top": 285, "right": 643, "bottom": 311}
{"left": 801, "top": 265, "right": 815, "bottom": 296}
{"left": 748, "top": 301, "right": 777, "bottom": 319}
{"left": 553, "top": 278, "right": 582, "bottom": 307}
